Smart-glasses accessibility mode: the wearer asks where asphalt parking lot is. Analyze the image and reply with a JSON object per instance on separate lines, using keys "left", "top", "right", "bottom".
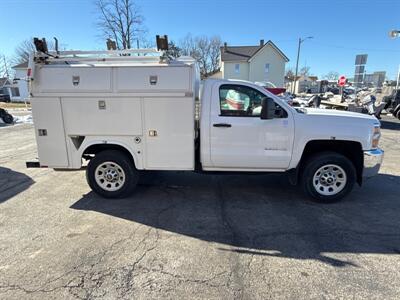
{"left": 0, "top": 115, "right": 400, "bottom": 299}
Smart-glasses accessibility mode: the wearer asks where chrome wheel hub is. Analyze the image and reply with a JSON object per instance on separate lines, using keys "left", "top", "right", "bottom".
{"left": 95, "top": 162, "right": 125, "bottom": 192}
{"left": 313, "top": 164, "right": 347, "bottom": 196}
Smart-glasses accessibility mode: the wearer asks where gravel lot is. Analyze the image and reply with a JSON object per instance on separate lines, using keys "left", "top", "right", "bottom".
{"left": 0, "top": 114, "right": 400, "bottom": 299}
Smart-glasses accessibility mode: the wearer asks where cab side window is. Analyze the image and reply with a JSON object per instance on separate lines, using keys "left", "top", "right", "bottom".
{"left": 219, "top": 84, "right": 287, "bottom": 118}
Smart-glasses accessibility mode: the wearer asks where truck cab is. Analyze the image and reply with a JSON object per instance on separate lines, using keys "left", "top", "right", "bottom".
{"left": 200, "top": 79, "right": 294, "bottom": 171}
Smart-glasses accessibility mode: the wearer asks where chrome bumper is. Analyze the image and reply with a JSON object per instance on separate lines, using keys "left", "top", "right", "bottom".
{"left": 363, "top": 148, "right": 384, "bottom": 178}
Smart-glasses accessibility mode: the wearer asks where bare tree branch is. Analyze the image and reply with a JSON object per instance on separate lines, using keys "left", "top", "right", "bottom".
{"left": 0, "top": 55, "right": 12, "bottom": 78}
{"left": 14, "top": 40, "right": 36, "bottom": 64}
{"left": 180, "top": 34, "right": 221, "bottom": 78}
{"left": 323, "top": 71, "right": 339, "bottom": 80}
{"left": 12, "top": 38, "right": 58, "bottom": 65}
{"left": 299, "top": 66, "right": 311, "bottom": 76}
{"left": 95, "top": 0, "right": 145, "bottom": 50}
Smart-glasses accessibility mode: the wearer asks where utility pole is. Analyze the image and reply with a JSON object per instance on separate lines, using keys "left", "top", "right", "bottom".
{"left": 292, "top": 36, "right": 313, "bottom": 94}
{"left": 389, "top": 29, "right": 400, "bottom": 89}
{"left": 293, "top": 38, "right": 301, "bottom": 94}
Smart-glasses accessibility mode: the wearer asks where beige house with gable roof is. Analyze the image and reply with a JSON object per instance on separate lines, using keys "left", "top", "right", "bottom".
{"left": 219, "top": 39, "right": 289, "bottom": 87}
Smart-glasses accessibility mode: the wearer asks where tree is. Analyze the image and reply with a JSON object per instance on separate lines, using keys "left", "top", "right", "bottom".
{"left": 0, "top": 55, "right": 12, "bottom": 78}
{"left": 14, "top": 39, "right": 36, "bottom": 64}
{"left": 13, "top": 38, "right": 60, "bottom": 64}
{"left": 285, "top": 67, "right": 295, "bottom": 79}
{"left": 299, "top": 66, "right": 311, "bottom": 76}
{"left": 95, "top": 0, "right": 145, "bottom": 50}
{"left": 323, "top": 71, "right": 339, "bottom": 81}
{"left": 163, "top": 41, "right": 181, "bottom": 59}
{"left": 208, "top": 36, "right": 221, "bottom": 76}
{"left": 180, "top": 34, "right": 221, "bottom": 78}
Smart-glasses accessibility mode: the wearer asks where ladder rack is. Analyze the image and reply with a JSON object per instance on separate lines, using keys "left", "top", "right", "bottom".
{"left": 34, "top": 48, "right": 163, "bottom": 64}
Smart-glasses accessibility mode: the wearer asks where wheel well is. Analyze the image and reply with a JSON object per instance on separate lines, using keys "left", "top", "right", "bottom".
{"left": 299, "top": 140, "right": 363, "bottom": 185}
{"left": 82, "top": 144, "right": 135, "bottom": 166}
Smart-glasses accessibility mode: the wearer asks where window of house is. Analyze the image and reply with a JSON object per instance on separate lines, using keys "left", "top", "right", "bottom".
{"left": 219, "top": 84, "right": 287, "bottom": 118}
{"left": 235, "top": 64, "right": 240, "bottom": 74}
{"left": 265, "top": 63, "right": 270, "bottom": 73}
{"left": 11, "top": 87, "right": 20, "bottom": 97}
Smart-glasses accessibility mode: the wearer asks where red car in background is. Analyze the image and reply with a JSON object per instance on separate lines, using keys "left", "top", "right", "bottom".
{"left": 255, "top": 81, "right": 286, "bottom": 95}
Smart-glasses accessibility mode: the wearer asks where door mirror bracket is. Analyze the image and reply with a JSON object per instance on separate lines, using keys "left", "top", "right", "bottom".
{"left": 260, "top": 98, "right": 275, "bottom": 120}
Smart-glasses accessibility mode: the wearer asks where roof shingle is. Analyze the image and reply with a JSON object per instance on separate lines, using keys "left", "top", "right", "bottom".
{"left": 12, "top": 61, "right": 28, "bottom": 69}
{"left": 220, "top": 40, "right": 289, "bottom": 62}
{"left": 220, "top": 46, "right": 261, "bottom": 62}
{"left": 0, "top": 78, "right": 11, "bottom": 87}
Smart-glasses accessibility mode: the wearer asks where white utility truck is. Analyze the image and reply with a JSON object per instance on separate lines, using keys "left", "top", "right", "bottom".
{"left": 27, "top": 38, "right": 383, "bottom": 203}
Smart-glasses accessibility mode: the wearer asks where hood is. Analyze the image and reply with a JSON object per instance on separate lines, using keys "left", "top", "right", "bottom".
{"left": 301, "top": 108, "right": 378, "bottom": 122}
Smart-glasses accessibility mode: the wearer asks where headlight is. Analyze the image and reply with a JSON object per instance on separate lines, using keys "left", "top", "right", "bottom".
{"left": 372, "top": 126, "right": 381, "bottom": 148}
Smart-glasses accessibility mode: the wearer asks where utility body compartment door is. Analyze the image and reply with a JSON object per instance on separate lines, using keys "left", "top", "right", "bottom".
{"left": 209, "top": 82, "right": 294, "bottom": 170}
{"left": 143, "top": 97, "right": 195, "bottom": 170}
{"left": 31, "top": 98, "right": 69, "bottom": 167}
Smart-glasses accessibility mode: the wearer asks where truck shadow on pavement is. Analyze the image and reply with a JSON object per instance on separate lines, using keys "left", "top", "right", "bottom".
{"left": 0, "top": 167, "right": 34, "bottom": 203}
{"left": 71, "top": 171, "right": 400, "bottom": 267}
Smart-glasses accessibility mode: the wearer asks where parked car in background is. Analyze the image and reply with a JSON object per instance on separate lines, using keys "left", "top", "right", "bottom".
{"left": 327, "top": 86, "right": 340, "bottom": 95}
{"left": 0, "top": 108, "right": 13, "bottom": 124}
{"left": 0, "top": 94, "right": 11, "bottom": 103}
{"left": 255, "top": 81, "right": 286, "bottom": 95}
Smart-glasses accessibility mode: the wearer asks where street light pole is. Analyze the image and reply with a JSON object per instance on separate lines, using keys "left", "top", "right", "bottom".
{"left": 389, "top": 30, "right": 400, "bottom": 39}
{"left": 389, "top": 29, "right": 400, "bottom": 89}
{"left": 293, "top": 38, "right": 301, "bottom": 94}
{"left": 292, "top": 36, "right": 313, "bottom": 94}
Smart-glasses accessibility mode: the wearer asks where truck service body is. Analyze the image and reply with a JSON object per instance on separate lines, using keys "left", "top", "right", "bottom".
{"left": 27, "top": 46, "right": 384, "bottom": 202}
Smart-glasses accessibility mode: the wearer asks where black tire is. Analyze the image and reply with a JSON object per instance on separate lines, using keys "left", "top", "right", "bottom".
{"left": 86, "top": 150, "right": 139, "bottom": 198}
{"left": 2, "top": 113, "right": 13, "bottom": 124}
{"left": 301, "top": 152, "right": 356, "bottom": 203}
{"left": 396, "top": 109, "right": 400, "bottom": 120}
{"left": 393, "top": 105, "right": 400, "bottom": 118}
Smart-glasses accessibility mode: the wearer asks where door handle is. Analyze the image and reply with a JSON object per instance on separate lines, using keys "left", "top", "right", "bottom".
{"left": 213, "top": 123, "right": 232, "bottom": 128}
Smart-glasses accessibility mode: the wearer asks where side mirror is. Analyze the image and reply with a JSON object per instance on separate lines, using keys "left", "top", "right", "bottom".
{"left": 260, "top": 97, "right": 275, "bottom": 119}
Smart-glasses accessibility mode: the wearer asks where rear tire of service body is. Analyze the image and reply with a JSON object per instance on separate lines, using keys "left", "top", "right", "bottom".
{"left": 86, "top": 150, "right": 139, "bottom": 198}
{"left": 301, "top": 152, "right": 356, "bottom": 203}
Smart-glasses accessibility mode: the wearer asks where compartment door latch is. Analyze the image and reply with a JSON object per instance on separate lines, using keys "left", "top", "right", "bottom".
{"left": 148, "top": 130, "right": 158, "bottom": 137}
{"left": 72, "top": 76, "right": 80, "bottom": 86}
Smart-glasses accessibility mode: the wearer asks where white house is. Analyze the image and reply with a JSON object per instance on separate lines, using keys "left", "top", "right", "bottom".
{"left": 0, "top": 77, "right": 21, "bottom": 101}
{"left": 286, "top": 75, "right": 320, "bottom": 94}
{"left": 219, "top": 40, "right": 289, "bottom": 87}
{"left": 12, "top": 61, "right": 29, "bottom": 102}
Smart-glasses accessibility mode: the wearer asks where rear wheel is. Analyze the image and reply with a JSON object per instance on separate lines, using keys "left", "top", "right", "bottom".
{"left": 86, "top": 150, "right": 139, "bottom": 198}
{"left": 301, "top": 152, "right": 356, "bottom": 203}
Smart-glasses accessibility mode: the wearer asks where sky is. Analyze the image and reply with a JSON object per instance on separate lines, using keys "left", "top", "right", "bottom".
{"left": 0, "top": 0, "right": 399, "bottom": 79}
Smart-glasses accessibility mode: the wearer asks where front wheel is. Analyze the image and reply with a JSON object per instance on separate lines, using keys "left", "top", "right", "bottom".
{"left": 86, "top": 150, "right": 139, "bottom": 198}
{"left": 301, "top": 152, "right": 356, "bottom": 203}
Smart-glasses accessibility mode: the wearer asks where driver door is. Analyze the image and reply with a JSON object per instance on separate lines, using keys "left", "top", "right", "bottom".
{"left": 209, "top": 83, "right": 294, "bottom": 170}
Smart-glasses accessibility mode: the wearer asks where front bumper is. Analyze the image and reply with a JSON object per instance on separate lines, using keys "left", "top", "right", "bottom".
{"left": 363, "top": 148, "right": 384, "bottom": 178}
